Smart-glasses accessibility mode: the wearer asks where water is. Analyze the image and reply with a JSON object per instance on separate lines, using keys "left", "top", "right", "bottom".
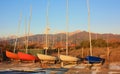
{"left": 0, "top": 68, "right": 68, "bottom": 74}
{"left": 0, "top": 71, "right": 45, "bottom": 74}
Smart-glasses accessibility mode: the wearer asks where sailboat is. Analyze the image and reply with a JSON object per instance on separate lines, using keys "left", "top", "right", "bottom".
{"left": 59, "top": 0, "right": 79, "bottom": 62}
{"left": 60, "top": 55, "right": 79, "bottom": 62}
{"left": 85, "top": 0, "right": 104, "bottom": 64}
{"left": 6, "top": 51, "right": 19, "bottom": 60}
{"left": 18, "top": 7, "right": 38, "bottom": 61}
{"left": 37, "top": 27, "right": 57, "bottom": 61}
{"left": 6, "top": 13, "right": 22, "bottom": 60}
{"left": 37, "top": 0, "right": 57, "bottom": 62}
{"left": 18, "top": 52, "right": 37, "bottom": 61}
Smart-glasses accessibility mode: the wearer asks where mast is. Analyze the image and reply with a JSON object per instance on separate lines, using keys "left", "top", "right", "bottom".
{"left": 45, "top": 0, "right": 50, "bottom": 55}
{"left": 26, "top": 6, "right": 32, "bottom": 54}
{"left": 87, "top": 0, "right": 92, "bottom": 56}
{"left": 14, "top": 13, "right": 22, "bottom": 53}
{"left": 24, "top": 17, "right": 27, "bottom": 53}
{"left": 66, "top": 0, "right": 69, "bottom": 55}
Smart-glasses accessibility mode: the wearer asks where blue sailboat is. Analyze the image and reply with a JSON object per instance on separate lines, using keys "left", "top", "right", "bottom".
{"left": 85, "top": 56, "right": 104, "bottom": 64}
{"left": 85, "top": 0, "right": 104, "bottom": 64}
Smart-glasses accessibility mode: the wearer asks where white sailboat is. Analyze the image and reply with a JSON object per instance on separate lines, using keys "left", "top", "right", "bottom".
{"left": 59, "top": 0, "right": 79, "bottom": 62}
{"left": 37, "top": 25, "right": 57, "bottom": 61}
{"left": 37, "top": 53, "right": 57, "bottom": 61}
{"left": 60, "top": 55, "right": 79, "bottom": 62}
{"left": 37, "top": 0, "right": 57, "bottom": 62}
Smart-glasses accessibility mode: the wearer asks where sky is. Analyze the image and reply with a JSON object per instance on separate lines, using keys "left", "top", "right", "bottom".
{"left": 0, "top": 0, "right": 120, "bottom": 37}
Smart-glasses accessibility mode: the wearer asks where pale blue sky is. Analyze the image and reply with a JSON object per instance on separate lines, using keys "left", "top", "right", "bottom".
{"left": 0, "top": 0, "right": 120, "bottom": 37}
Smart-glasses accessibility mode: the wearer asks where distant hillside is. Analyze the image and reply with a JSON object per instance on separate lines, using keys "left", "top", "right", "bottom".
{"left": 4, "top": 30, "right": 119, "bottom": 46}
{"left": 70, "top": 31, "right": 120, "bottom": 42}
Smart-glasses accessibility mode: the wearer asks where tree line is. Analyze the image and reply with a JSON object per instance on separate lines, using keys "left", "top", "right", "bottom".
{"left": 0, "top": 38, "right": 120, "bottom": 51}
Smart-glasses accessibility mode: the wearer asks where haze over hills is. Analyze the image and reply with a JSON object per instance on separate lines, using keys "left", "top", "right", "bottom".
{"left": 2, "top": 30, "right": 119, "bottom": 45}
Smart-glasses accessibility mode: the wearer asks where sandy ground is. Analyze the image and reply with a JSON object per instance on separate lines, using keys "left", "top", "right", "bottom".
{"left": 65, "top": 63, "right": 120, "bottom": 74}
{"left": 0, "top": 61, "right": 68, "bottom": 74}
{"left": 0, "top": 61, "right": 120, "bottom": 74}
{"left": 0, "top": 62, "right": 40, "bottom": 70}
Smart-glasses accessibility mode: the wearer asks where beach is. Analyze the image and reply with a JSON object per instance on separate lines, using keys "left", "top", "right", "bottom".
{"left": 0, "top": 61, "right": 120, "bottom": 74}
{"left": 0, "top": 61, "right": 68, "bottom": 74}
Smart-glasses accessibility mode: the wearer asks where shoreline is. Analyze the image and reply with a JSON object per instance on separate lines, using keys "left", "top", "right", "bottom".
{"left": 0, "top": 61, "right": 120, "bottom": 74}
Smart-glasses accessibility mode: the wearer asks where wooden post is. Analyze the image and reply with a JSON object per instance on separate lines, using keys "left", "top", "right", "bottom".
{"left": 58, "top": 48, "right": 60, "bottom": 57}
{"left": 82, "top": 48, "right": 84, "bottom": 58}
{"left": 61, "top": 61, "right": 64, "bottom": 67}
{"left": 107, "top": 47, "right": 110, "bottom": 62}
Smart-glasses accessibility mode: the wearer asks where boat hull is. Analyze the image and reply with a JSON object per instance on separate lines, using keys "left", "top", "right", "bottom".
{"left": 18, "top": 52, "right": 37, "bottom": 61}
{"left": 6, "top": 51, "right": 19, "bottom": 60}
{"left": 60, "top": 55, "right": 79, "bottom": 62}
{"left": 37, "top": 54, "right": 57, "bottom": 61}
{"left": 85, "top": 56, "right": 103, "bottom": 64}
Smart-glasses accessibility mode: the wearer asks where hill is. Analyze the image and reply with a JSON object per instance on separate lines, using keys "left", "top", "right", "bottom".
{"left": 0, "top": 30, "right": 120, "bottom": 49}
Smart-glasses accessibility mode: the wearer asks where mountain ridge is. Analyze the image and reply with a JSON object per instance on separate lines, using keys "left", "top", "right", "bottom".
{"left": 1, "top": 30, "right": 120, "bottom": 44}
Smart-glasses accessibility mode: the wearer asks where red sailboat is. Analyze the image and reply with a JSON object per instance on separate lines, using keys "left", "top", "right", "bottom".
{"left": 18, "top": 52, "right": 38, "bottom": 61}
{"left": 6, "top": 51, "right": 19, "bottom": 60}
{"left": 6, "top": 13, "right": 22, "bottom": 60}
{"left": 18, "top": 7, "right": 38, "bottom": 62}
